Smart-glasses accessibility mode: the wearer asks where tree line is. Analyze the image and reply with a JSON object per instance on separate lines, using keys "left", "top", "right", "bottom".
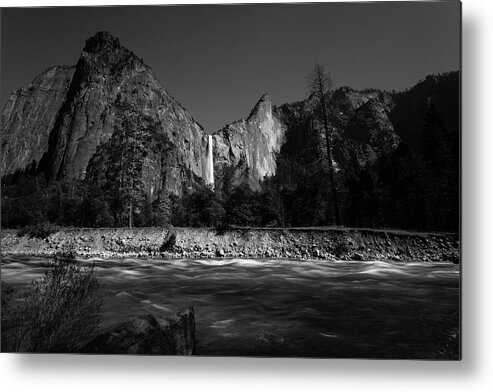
{"left": 1, "top": 66, "right": 459, "bottom": 233}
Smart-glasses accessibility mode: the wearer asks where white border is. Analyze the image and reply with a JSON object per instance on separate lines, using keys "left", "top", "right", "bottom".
{"left": 2, "top": 1, "right": 492, "bottom": 391}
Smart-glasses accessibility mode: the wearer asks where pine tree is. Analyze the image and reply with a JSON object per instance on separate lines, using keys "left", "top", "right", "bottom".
{"left": 419, "top": 102, "right": 458, "bottom": 230}
{"left": 306, "top": 64, "right": 341, "bottom": 225}
{"left": 110, "top": 99, "right": 154, "bottom": 227}
{"left": 156, "top": 190, "right": 172, "bottom": 227}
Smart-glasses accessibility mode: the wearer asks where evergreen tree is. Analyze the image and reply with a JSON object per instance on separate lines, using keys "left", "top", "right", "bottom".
{"left": 306, "top": 64, "right": 341, "bottom": 225}
{"left": 106, "top": 99, "right": 155, "bottom": 227}
{"left": 154, "top": 190, "right": 172, "bottom": 227}
{"left": 418, "top": 102, "right": 458, "bottom": 230}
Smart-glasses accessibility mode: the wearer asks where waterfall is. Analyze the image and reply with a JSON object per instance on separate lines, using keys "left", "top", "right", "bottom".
{"left": 205, "top": 134, "right": 214, "bottom": 189}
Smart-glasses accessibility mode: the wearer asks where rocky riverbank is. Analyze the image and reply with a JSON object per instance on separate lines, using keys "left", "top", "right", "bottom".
{"left": 0, "top": 227, "right": 459, "bottom": 263}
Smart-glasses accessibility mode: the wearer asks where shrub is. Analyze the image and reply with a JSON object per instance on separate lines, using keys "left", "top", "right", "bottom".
{"left": 1, "top": 282, "right": 15, "bottom": 310}
{"left": 1, "top": 253, "right": 103, "bottom": 352}
{"left": 432, "top": 329, "right": 460, "bottom": 360}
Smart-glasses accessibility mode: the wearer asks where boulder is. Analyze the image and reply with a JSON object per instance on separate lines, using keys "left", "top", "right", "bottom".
{"left": 81, "top": 307, "right": 195, "bottom": 355}
{"left": 352, "top": 252, "right": 364, "bottom": 261}
{"left": 215, "top": 247, "right": 225, "bottom": 257}
{"left": 160, "top": 228, "right": 177, "bottom": 252}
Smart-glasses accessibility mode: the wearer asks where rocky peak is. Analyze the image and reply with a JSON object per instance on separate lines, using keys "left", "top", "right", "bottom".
{"left": 77, "top": 31, "right": 144, "bottom": 81}
{"left": 83, "top": 31, "right": 121, "bottom": 54}
{"left": 213, "top": 93, "right": 286, "bottom": 189}
{"left": 247, "top": 93, "right": 272, "bottom": 121}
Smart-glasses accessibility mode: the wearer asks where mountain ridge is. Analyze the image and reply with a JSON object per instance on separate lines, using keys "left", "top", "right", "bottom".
{"left": 0, "top": 31, "right": 459, "bottom": 231}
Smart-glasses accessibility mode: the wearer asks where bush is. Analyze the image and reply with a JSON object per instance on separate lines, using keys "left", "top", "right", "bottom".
{"left": 432, "top": 329, "right": 460, "bottom": 360}
{"left": 1, "top": 253, "right": 103, "bottom": 352}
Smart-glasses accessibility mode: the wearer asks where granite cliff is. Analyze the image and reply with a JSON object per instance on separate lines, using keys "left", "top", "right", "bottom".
{"left": 1, "top": 66, "right": 75, "bottom": 176}
{"left": 2, "top": 32, "right": 209, "bottom": 197}
{"left": 282, "top": 87, "right": 399, "bottom": 167}
{"left": 212, "top": 93, "right": 286, "bottom": 189}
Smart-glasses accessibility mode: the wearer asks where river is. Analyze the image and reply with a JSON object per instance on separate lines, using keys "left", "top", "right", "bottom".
{"left": 1, "top": 256, "right": 460, "bottom": 358}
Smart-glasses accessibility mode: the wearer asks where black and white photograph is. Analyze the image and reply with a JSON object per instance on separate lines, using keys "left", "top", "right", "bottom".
{"left": 1, "top": 1, "right": 461, "bottom": 359}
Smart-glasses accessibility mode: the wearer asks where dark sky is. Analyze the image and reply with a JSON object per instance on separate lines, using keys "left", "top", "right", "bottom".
{"left": 1, "top": 2, "right": 460, "bottom": 131}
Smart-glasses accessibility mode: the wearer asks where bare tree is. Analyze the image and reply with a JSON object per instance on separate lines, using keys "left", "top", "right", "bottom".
{"left": 306, "top": 64, "right": 341, "bottom": 226}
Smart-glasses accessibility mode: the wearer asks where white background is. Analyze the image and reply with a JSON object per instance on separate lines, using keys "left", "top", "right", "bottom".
{"left": 1, "top": 0, "right": 491, "bottom": 391}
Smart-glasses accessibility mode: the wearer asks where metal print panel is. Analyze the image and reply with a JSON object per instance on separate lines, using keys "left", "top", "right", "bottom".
{"left": 0, "top": 2, "right": 460, "bottom": 358}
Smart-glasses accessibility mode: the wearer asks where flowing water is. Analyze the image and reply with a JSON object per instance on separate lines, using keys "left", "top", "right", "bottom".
{"left": 1, "top": 256, "right": 460, "bottom": 358}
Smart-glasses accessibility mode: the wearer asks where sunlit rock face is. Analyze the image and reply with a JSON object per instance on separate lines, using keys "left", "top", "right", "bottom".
{"left": 1, "top": 65, "right": 75, "bottom": 176}
{"left": 212, "top": 93, "right": 286, "bottom": 189}
{"left": 1, "top": 32, "right": 207, "bottom": 197}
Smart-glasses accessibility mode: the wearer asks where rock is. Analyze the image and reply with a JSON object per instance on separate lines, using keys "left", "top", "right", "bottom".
{"left": 81, "top": 308, "right": 195, "bottom": 355}
{"left": 352, "top": 252, "right": 364, "bottom": 261}
{"left": 1, "top": 65, "right": 75, "bottom": 176}
{"left": 160, "top": 229, "right": 177, "bottom": 252}
{"left": 215, "top": 247, "right": 225, "bottom": 258}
